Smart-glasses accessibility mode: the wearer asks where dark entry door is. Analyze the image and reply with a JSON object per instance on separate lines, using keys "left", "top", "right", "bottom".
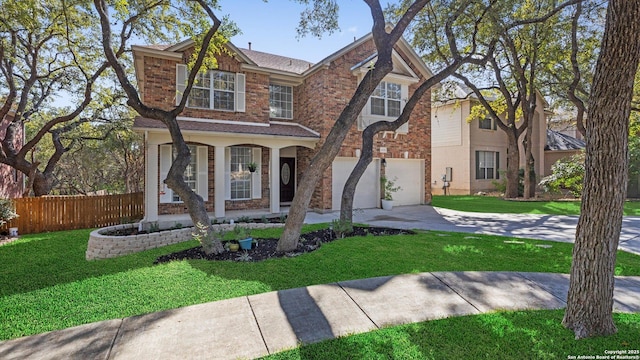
{"left": 280, "top": 157, "right": 295, "bottom": 203}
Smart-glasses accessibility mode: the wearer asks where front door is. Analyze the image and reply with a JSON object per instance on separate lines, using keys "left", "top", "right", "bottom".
{"left": 280, "top": 157, "right": 295, "bottom": 203}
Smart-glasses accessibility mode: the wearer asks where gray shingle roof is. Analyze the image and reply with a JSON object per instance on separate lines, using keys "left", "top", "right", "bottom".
{"left": 133, "top": 117, "right": 320, "bottom": 139}
{"left": 545, "top": 129, "right": 585, "bottom": 151}
{"left": 238, "top": 48, "right": 314, "bottom": 74}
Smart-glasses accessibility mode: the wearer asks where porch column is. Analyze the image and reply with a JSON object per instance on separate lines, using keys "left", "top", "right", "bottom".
{"left": 270, "top": 147, "right": 280, "bottom": 213}
{"left": 214, "top": 145, "right": 226, "bottom": 218}
{"left": 145, "top": 143, "right": 159, "bottom": 222}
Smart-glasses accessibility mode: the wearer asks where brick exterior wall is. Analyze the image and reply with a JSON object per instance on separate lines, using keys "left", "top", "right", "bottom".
{"left": 140, "top": 37, "right": 432, "bottom": 214}
{"left": 294, "top": 40, "right": 432, "bottom": 209}
{"left": 157, "top": 144, "right": 271, "bottom": 215}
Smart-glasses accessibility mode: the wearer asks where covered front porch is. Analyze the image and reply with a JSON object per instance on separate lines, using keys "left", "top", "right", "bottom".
{"left": 134, "top": 117, "right": 319, "bottom": 223}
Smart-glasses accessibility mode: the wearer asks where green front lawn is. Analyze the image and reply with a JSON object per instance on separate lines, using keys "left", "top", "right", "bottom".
{"left": 1, "top": 227, "right": 639, "bottom": 341}
{"left": 261, "top": 310, "right": 640, "bottom": 359}
{"left": 432, "top": 195, "right": 640, "bottom": 215}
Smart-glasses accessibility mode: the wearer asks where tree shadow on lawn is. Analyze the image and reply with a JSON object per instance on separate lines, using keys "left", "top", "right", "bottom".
{"left": 0, "top": 229, "right": 196, "bottom": 297}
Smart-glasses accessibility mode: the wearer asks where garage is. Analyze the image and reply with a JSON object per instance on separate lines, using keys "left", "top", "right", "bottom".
{"left": 384, "top": 159, "right": 425, "bottom": 206}
{"left": 331, "top": 158, "right": 380, "bottom": 210}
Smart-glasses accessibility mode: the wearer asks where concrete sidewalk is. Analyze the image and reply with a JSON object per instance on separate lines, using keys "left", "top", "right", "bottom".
{"left": 2, "top": 272, "right": 639, "bottom": 360}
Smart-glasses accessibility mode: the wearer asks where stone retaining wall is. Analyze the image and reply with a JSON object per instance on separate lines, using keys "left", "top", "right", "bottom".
{"left": 86, "top": 223, "right": 284, "bottom": 260}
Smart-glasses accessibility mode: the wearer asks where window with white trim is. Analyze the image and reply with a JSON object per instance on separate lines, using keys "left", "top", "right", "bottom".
{"left": 212, "top": 72, "right": 235, "bottom": 111}
{"left": 172, "top": 145, "right": 198, "bottom": 202}
{"left": 359, "top": 78, "right": 410, "bottom": 133}
{"left": 230, "top": 147, "right": 252, "bottom": 200}
{"left": 475, "top": 151, "right": 500, "bottom": 180}
{"left": 371, "top": 81, "right": 401, "bottom": 117}
{"left": 159, "top": 145, "right": 208, "bottom": 204}
{"left": 269, "top": 84, "right": 293, "bottom": 119}
{"left": 175, "top": 64, "right": 245, "bottom": 112}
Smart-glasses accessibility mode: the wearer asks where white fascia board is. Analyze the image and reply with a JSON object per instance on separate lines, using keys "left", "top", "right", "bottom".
{"left": 131, "top": 45, "right": 182, "bottom": 60}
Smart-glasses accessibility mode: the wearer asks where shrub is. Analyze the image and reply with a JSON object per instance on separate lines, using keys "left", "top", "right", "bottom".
{"left": 539, "top": 153, "right": 585, "bottom": 197}
{"left": 492, "top": 169, "right": 525, "bottom": 197}
{"left": 0, "top": 198, "right": 18, "bottom": 227}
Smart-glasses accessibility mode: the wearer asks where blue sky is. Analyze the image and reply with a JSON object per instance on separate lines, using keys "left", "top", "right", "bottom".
{"left": 217, "top": 0, "right": 380, "bottom": 63}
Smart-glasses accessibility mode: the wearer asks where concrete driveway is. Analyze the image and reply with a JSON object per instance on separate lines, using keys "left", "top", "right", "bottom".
{"left": 304, "top": 205, "right": 640, "bottom": 255}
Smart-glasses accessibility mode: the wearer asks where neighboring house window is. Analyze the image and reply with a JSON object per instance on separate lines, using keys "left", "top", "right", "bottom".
{"left": 269, "top": 84, "right": 293, "bottom": 119}
{"left": 172, "top": 145, "right": 197, "bottom": 202}
{"left": 479, "top": 117, "right": 497, "bottom": 130}
{"left": 230, "top": 147, "right": 252, "bottom": 200}
{"left": 371, "top": 81, "right": 402, "bottom": 117}
{"left": 475, "top": 151, "right": 500, "bottom": 180}
{"left": 175, "top": 64, "right": 245, "bottom": 112}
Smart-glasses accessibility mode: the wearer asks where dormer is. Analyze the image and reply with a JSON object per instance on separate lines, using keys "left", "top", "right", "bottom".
{"left": 352, "top": 50, "right": 421, "bottom": 134}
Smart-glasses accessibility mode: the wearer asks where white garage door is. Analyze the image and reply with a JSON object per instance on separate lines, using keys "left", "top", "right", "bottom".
{"left": 332, "top": 158, "right": 380, "bottom": 210}
{"left": 384, "top": 159, "right": 424, "bottom": 206}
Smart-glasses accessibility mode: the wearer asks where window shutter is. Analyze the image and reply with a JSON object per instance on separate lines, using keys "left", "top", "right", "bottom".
{"left": 225, "top": 147, "right": 231, "bottom": 200}
{"left": 235, "top": 73, "right": 245, "bottom": 112}
{"left": 251, "top": 147, "right": 262, "bottom": 199}
{"left": 197, "top": 146, "right": 208, "bottom": 201}
{"left": 159, "top": 145, "right": 173, "bottom": 203}
{"left": 475, "top": 151, "right": 481, "bottom": 180}
{"left": 495, "top": 152, "right": 500, "bottom": 179}
{"left": 176, "top": 64, "right": 187, "bottom": 106}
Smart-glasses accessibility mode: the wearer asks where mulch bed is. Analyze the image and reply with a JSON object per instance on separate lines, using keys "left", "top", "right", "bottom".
{"left": 154, "top": 226, "right": 414, "bottom": 264}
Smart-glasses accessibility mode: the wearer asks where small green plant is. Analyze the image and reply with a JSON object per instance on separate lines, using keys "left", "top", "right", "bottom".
{"left": 236, "top": 215, "right": 252, "bottom": 223}
{"left": 235, "top": 250, "right": 253, "bottom": 262}
{"left": 149, "top": 222, "right": 160, "bottom": 233}
{"left": 279, "top": 213, "right": 287, "bottom": 223}
{"left": 261, "top": 215, "right": 269, "bottom": 224}
{"left": 380, "top": 176, "right": 401, "bottom": 200}
{"left": 247, "top": 162, "right": 257, "bottom": 173}
{"left": 173, "top": 223, "right": 183, "bottom": 229}
{"left": 0, "top": 198, "right": 18, "bottom": 227}
{"left": 330, "top": 218, "right": 353, "bottom": 239}
{"left": 232, "top": 225, "right": 251, "bottom": 240}
{"left": 192, "top": 222, "right": 226, "bottom": 254}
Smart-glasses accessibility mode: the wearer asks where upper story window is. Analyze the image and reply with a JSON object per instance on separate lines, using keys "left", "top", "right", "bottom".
{"left": 371, "top": 81, "right": 402, "bottom": 117}
{"left": 359, "top": 78, "right": 410, "bottom": 133}
{"left": 176, "top": 64, "right": 245, "bottom": 112}
{"left": 479, "top": 117, "right": 497, "bottom": 130}
{"left": 269, "top": 84, "right": 293, "bottom": 119}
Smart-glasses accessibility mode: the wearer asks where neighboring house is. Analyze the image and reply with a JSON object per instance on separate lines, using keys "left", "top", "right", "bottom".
{"left": 431, "top": 84, "right": 548, "bottom": 195}
{"left": 0, "top": 111, "right": 24, "bottom": 199}
{"left": 132, "top": 32, "right": 433, "bottom": 222}
{"left": 543, "top": 129, "right": 585, "bottom": 176}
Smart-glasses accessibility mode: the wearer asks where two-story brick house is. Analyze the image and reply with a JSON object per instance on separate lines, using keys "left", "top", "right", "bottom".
{"left": 132, "top": 32, "right": 433, "bottom": 222}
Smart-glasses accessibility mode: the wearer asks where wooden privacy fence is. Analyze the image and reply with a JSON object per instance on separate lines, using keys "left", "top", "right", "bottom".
{"left": 1, "top": 193, "right": 144, "bottom": 235}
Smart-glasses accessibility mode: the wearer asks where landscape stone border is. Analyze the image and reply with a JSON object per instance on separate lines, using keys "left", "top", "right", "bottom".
{"left": 86, "top": 222, "right": 284, "bottom": 260}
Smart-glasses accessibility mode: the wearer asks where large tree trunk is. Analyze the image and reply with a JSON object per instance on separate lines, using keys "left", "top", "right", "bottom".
{"left": 505, "top": 130, "right": 520, "bottom": 198}
{"left": 276, "top": 4, "right": 405, "bottom": 252}
{"left": 562, "top": 0, "right": 640, "bottom": 340}
{"left": 276, "top": 65, "right": 391, "bottom": 252}
{"left": 93, "top": 0, "right": 226, "bottom": 254}
{"left": 523, "top": 124, "right": 536, "bottom": 199}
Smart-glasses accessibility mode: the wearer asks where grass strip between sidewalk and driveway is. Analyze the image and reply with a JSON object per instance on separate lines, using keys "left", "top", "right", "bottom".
{"left": 432, "top": 195, "right": 640, "bottom": 215}
{"left": 1, "top": 226, "right": 639, "bottom": 343}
